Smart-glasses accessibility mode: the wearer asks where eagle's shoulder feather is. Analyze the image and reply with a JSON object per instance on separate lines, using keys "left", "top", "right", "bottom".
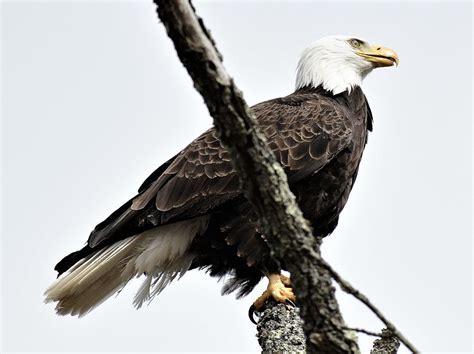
{"left": 87, "top": 90, "right": 354, "bottom": 249}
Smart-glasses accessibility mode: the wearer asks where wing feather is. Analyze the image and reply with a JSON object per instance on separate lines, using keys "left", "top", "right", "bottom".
{"left": 89, "top": 91, "right": 353, "bottom": 249}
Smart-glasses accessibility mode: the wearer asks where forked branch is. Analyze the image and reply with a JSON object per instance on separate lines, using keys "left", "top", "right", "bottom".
{"left": 153, "top": 1, "right": 418, "bottom": 353}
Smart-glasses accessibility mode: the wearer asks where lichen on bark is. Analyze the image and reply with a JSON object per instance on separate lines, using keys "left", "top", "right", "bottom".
{"left": 256, "top": 300, "right": 306, "bottom": 353}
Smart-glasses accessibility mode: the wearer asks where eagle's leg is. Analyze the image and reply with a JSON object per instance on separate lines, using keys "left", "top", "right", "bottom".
{"left": 248, "top": 273, "right": 296, "bottom": 324}
{"left": 253, "top": 273, "right": 296, "bottom": 311}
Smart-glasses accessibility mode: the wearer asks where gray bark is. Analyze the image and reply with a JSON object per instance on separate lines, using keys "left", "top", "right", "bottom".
{"left": 257, "top": 301, "right": 306, "bottom": 353}
{"left": 153, "top": 1, "right": 417, "bottom": 353}
{"left": 371, "top": 329, "right": 400, "bottom": 354}
{"left": 154, "top": 1, "right": 358, "bottom": 352}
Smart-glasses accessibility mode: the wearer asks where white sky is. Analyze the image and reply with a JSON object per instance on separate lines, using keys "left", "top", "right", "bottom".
{"left": 1, "top": 1, "right": 472, "bottom": 353}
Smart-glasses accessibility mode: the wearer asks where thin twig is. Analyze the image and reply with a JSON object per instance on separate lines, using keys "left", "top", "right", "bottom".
{"left": 319, "top": 258, "right": 419, "bottom": 353}
{"left": 342, "top": 327, "right": 383, "bottom": 338}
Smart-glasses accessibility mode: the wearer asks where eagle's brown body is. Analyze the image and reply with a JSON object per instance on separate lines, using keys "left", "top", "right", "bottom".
{"left": 54, "top": 85, "right": 372, "bottom": 301}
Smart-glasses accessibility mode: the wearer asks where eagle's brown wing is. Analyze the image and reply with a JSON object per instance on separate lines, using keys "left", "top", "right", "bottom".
{"left": 87, "top": 94, "right": 352, "bottom": 248}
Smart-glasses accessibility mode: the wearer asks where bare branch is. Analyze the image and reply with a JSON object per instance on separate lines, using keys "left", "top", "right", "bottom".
{"left": 342, "top": 327, "right": 383, "bottom": 338}
{"left": 153, "top": 1, "right": 357, "bottom": 352}
{"left": 153, "top": 1, "right": 418, "bottom": 353}
{"left": 318, "top": 258, "right": 419, "bottom": 353}
{"left": 256, "top": 300, "right": 306, "bottom": 353}
{"left": 371, "top": 329, "right": 401, "bottom": 354}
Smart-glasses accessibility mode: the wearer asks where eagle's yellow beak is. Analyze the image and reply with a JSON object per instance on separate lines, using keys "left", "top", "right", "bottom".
{"left": 356, "top": 44, "right": 399, "bottom": 67}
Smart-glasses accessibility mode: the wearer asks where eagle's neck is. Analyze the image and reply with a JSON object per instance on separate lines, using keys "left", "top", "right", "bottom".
{"left": 294, "top": 85, "right": 373, "bottom": 131}
{"left": 295, "top": 47, "right": 372, "bottom": 95}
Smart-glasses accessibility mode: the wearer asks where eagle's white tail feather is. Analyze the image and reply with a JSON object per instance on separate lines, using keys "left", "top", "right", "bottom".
{"left": 62, "top": 239, "right": 132, "bottom": 293}
{"left": 44, "top": 217, "right": 208, "bottom": 316}
{"left": 47, "top": 238, "right": 134, "bottom": 300}
{"left": 134, "top": 274, "right": 153, "bottom": 307}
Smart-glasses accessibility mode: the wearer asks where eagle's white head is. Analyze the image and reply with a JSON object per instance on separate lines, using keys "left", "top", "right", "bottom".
{"left": 296, "top": 35, "right": 399, "bottom": 95}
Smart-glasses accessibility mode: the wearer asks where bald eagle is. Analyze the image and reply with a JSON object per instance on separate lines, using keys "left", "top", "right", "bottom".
{"left": 45, "top": 35, "right": 398, "bottom": 316}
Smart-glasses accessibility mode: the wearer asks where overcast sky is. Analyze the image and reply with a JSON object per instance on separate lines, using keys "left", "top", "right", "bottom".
{"left": 2, "top": 1, "right": 472, "bottom": 353}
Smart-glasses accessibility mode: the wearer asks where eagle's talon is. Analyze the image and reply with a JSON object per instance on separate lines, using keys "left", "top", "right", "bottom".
{"left": 248, "top": 285, "right": 297, "bottom": 324}
{"left": 248, "top": 304, "right": 259, "bottom": 325}
{"left": 250, "top": 273, "right": 296, "bottom": 321}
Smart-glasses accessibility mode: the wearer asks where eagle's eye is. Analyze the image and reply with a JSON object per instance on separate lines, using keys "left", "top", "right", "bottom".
{"left": 349, "top": 39, "right": 362, "bottom": 48}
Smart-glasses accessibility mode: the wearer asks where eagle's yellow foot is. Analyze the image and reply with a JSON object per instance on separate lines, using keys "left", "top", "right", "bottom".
{"left": 249, "top": 274, "right": 296, "bottom": 324}
{"left": 279, "top": 274, "right": 291, "bottom": 287}
{"left": 253, "top": 274, "right": 295, "bottom": 310}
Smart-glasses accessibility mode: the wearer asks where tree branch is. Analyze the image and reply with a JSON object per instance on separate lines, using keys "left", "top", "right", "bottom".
{"left": 153, "top": 1, "right": 418, "bottom": 353}
{"left": 319, "top": 258, "right": 418, "bottom": 353}
{"left": 256, "top": 300, "right": 306, "bottom": 353}
{"left": 371, "top": 329, "right": 400, "bottom": 354}
{"left": 154, "top": 1, "right": 358, "bottom": 352}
